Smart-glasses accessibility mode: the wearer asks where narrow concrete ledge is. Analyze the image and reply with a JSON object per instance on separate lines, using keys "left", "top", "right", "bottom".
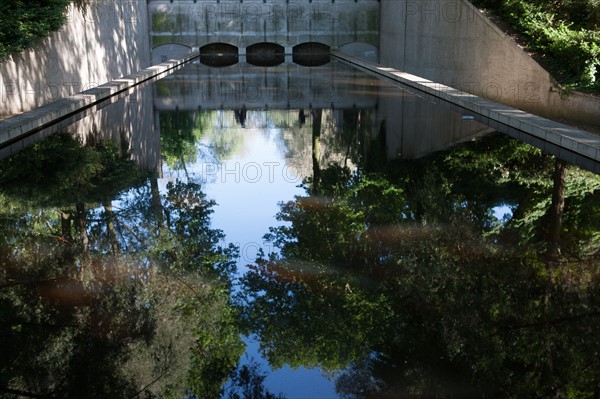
{"left": 0, "top": 52, "right": 200, "bottom": 150}
{"left": 333, "top": 51, "right": 600, "bottom": 163}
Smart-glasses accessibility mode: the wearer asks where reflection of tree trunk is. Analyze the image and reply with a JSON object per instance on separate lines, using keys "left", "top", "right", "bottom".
{"left": 75, "top": 202, "right": 90, "bottom": 280}
{"left": 546, "top": 159, "right": 567, "bottom": 261}
{"left": 151, "top": 177, "right": 165, "bottom": 230}
{"left": 541, "top": 159, "right": 567, "bottom": 388}
{"left": 103, "top": 201, "right": 120, "bottom": 254}
{"left": 312, "top": 109, "right": 322, "bottom": 195}
{"left": 415, "top": 201, "right": 423, "bottom": 224}
{"left": 75, "top": 202, "right": 89, "bottom": 252}
{"left": 180, "top": 154, "right": 189, "bottom": 179}
{"left": 61, "top": 211, "right": 73, "bottom": 243}
{"left": 541, "top": 289, "right": 554, "bottom": 386}
{"left": 59, "top": 210, "right": 77, "bottom": 267}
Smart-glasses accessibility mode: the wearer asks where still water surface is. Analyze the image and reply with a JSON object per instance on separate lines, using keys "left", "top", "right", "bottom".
{"left": 1, "top": 60, "right": 600, "bottom": 398}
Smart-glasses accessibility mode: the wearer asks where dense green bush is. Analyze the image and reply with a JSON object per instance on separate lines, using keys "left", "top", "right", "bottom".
{"left": 0, "top": 0, "right": 71, "bottom": 59}
{"left": 471, "top": 0, "right": 600, "bottom": 92}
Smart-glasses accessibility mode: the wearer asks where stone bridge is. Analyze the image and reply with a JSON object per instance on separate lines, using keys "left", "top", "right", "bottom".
{"left": 148, "top": 0, "right": 379, "bottom": 65}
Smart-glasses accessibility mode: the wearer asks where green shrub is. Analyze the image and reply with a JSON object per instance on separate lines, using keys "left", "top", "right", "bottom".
{"left": 471, "top": 0, "right": 600, "bottom": 92}
{"left": 0, "top": 0, "right": 71, "bottom": 59}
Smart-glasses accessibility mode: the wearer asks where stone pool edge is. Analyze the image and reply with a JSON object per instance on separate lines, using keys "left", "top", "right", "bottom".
{"left": 332, "top": 50, "right": 600, "bottom": 162}
{"left": 0, "top": 52, "right": 200, "bottom": 150}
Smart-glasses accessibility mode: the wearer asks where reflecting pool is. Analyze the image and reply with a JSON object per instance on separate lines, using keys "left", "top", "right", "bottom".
{"left": 2, "top": 60, "right": 600, "bottom": 398}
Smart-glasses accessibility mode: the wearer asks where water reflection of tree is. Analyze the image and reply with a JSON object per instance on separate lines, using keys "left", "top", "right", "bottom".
{"left": 160, "top": 109, "right": 246, "bottom": 173}
{"left": 238, "top": 133, "right": 600, "bottom": 398}
{"left": 0, "top": 134, "right": 247, "bottom": 398}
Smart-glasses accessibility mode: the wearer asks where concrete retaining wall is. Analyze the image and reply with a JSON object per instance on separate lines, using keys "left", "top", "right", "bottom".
{"left": 0, "top": 0, "right": 150, "bottom": 118}
{"left": 379, "top": 0, "right": 600, "bottom": 129}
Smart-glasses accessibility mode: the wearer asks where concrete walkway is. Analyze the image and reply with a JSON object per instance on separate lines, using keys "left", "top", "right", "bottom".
{"left": 0, "top": 53, "right": 199, "bottom": 155}
{"left": 332, "top": 51, "right": 600, "bottom": 163}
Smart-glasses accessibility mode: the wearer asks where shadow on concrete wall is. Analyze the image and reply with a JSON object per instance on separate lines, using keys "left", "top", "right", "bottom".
{"left": 152, "top": 43, "right": 192, "bottom": 65}
{"left": 0, "top": 0, "right": 150, "bottom": 118}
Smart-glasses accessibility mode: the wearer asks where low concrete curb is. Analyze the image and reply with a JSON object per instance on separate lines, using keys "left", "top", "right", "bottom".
{"left": 332, "top": 51, "right": 600, "bottom": 162}
{"left": 0, "top": 52, "right": 200, "bottom": 150}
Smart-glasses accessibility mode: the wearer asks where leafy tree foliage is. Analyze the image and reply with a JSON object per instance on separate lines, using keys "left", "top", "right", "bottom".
{"left": 160, "top": 110, "right": 205, "bottom": 172}
{"left": 0, "top": 133, "right": 147, "bottom": 208}
{"left": 238, "top": 133, "right": 600, "bottom": 397}
{"left": 0, "top": 0, "right": 89, "bottom": 59}
{"left": 0, "top": 133, "right": 244, "bottom": 398}
{"left": 3, "top": 107, "right": 600, "bottom": 399}
{"left": 471, "top": 0, "right": 600, "bottom": 91}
